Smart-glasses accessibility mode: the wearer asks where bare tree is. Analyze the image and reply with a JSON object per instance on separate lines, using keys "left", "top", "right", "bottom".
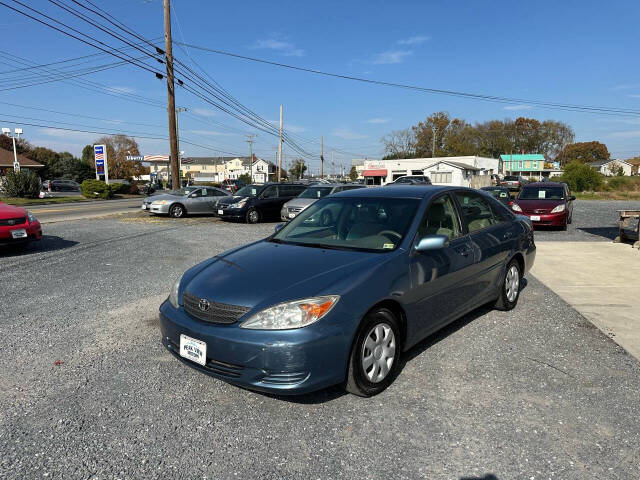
{"left": 381, "top": 128, "right": 416, "bottom": 159}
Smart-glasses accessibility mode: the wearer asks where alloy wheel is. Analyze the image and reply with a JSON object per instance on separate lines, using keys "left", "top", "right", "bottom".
{"left": 170, "top": 205, "right": 183, "bottom": 218}
{"left": 361, "top": 323, "right": 396, "bottom": 383}
{"left": 505, "top": 265, "right": 520, "bottom": 302}
{"left": 248, "top": 210, "right": 259, "bottom": 223}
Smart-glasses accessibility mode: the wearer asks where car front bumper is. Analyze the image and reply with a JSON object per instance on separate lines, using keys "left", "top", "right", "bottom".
{"left": 216, "top": 207, "right": 246, "bottom": 220}
{"left": 149, "top": 203, "right": 171, "bottom": 214}
{"left": 0, "top": 220, "right": 42, "bottom": 245}
{"left": 159, "top": 299, "right": 349, "bottom": 395}
{"left": 522, "top": 211, "right": 568, "bottom": 227}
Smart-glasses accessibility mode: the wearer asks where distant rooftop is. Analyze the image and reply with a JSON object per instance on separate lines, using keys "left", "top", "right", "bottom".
{"left": 499, "top": 154, "right": 545, "bottom": 161}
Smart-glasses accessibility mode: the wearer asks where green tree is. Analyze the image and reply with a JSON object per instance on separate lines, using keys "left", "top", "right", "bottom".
{"left": 0, "top": 134, "right": 31, "bottom": 155}
{"left": 349, "top": 165, "right": 358, "bottom": 181}
{"left": 289, "top": 159, "right": 307, "bottom": 179}
{"left": 557, "top": 162, "right": 602, "bottom": 191}
{"left": 238, "top": 173, "right": 252, "bottom": 185}
{"left": 557, "top": 141, "right": 610, "bottom": 166}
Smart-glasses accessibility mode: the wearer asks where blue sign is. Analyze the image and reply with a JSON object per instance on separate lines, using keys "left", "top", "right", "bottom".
{"left": 94, "top": 145, "right": 106, "bottom": 175}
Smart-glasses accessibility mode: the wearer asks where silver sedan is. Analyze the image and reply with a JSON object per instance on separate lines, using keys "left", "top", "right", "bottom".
{"left": 142, "top": 187, "right": 231, "bottom": 218}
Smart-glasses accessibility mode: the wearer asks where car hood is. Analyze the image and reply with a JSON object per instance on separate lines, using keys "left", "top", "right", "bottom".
{"left": 183, "top": 240, "right": 382, "bottom": 309}
{"left": 217, "top": 195, "right": 254, "bottom": 206}
{"left": 0, "top": 202, "right": 27, "bottom": 218}
{"left": 146, "top": 194, "right": 184, "bottom": 203}
{"left": 515, "top": 199, "right": 564, "bottom": 210}
{"left": 284, "top": 198, "right": 317, "bottom": 208}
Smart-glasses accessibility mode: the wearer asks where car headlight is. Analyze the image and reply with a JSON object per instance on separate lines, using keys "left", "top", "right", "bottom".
{"left": 229, "top": 198, "right": 247, "bottom": 209}
{"left": 27, "top": 211, "right": 37, "bottom": 223}
{"left": 551, "top": 204, "right": 565, "bottom": 213}
{"left": 152, "top": 200, "right": 167, "bottom": 205}
{"left": 169, "top": 276, "right": 182, "bottom": 308}
{"left": 511, "top": 203, "right": 522, "bottom": 212}
{"left": 240, "top": 296, "right": 339, "bottom": 330}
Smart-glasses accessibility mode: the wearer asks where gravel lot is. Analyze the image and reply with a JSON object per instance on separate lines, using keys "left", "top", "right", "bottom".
{"left": 533, "top": 199, "right": 640, "bottom": 242}
{"left": 1, "top": 206, "right": 639, "bottom": 479}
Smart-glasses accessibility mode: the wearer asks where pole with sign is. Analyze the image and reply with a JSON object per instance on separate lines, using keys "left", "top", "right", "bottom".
{"left": 94, "top": 144, "right": 109, "bottom": 184}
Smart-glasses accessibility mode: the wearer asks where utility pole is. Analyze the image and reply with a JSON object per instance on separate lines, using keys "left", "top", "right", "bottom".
{"left": 278, "top": 105, "right": 283, "bottom": 182}
{"left": 331, "top": 151, "right": 334, "bottom": 178}
{"left": 174, "top": 106, "right": 187, "bottom": 182}
{"left": 246, "top": 134, "right": 256, "bottom": 182}
{"left": 163, "top": 0, "right": 179, "bottom": 190}
{"left": 431, "top": 124, "right": 436, "bottom": 158}
{"left": 320, "top": 136, "right": 324, "bottom": 178}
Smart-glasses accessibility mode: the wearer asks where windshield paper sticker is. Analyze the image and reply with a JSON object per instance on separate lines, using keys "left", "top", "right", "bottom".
{"left": 538, "top": 190, "right": 546, "bottom": 199}
{"left": 383, "top": 243, "right": 395, "bottom": 249}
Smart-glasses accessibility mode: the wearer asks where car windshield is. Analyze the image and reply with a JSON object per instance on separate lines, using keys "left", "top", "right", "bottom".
{"left": 519, "top": 186, "right": 565, "bottom": 200}
{"left": 271, "top": 197, "right": 420, "bottom": 252}
{"left": 299, "top": 186, "right": 333, "bottom": 199}
{"left": 235, "top": 185, "right": 261, "bottom": 197}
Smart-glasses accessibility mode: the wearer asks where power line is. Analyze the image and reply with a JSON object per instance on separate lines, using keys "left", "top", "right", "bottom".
{"left": 174, "top": 41, "right": 640, "bottom": 118}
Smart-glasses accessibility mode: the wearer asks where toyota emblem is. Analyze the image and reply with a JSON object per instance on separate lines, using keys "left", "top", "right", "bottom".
{"left": 8, "top": 220, "right": 15, "bottom": 225}
{"left": 198, "top": 298, "right": 210, "bottom": 312}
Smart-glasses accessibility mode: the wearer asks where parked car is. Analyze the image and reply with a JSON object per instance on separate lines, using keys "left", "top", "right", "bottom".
{"left": 389, "top": 175, "right": 432, "bottom": 185}
{"left": 511, "top": 182, "right": 575, "bottom": 229}
{"left": 43, "top": 179, "right": 80, "bottom": 192}
{"left": 143, "top": 186, "right": 231, "bottom": 217}
{"left": 280, "top": 183, "right": 365, "bottom": 221}
{"left": 500, "top": 175, "right": 525, "bottom": 192}
{"left": 159, "top": 185, "right": 536, "bottom": 396}
{"left": 0, "top": 201, "right": 42, "bottom": 248}
{"left": 216, "top": 183, "right": 307, "bottom": 224}
{"left": 139, "top": 183, "right": 155, "bottom": 195}
{"left": 480, "top": 186, "right": 513, "bottom": 207}
{"left": 221, "top": 179, "right": 244, "bottom": 194}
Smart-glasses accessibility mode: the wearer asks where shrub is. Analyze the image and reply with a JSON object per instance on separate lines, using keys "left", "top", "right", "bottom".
{"left": 80, "top": 179, "right": 114, "bottom": 199}
{"left": 556, "top": 162, "right": 602, "bottom": 192}
{"left": 194, "top": 181, "right": 222, "bottom": 188}
{"left": 0, "top": 170, "right": 42, "bottom": 198}
{"left": 605, "top": 175, "right": 640, "bottom": 192}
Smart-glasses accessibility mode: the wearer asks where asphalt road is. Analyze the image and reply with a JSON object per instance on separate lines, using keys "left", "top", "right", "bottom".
{"left": 1, "top": 204, "right": 639, "bottom": 479}
{"left": 29, "top": 198, "right": 144, "bottom": 223}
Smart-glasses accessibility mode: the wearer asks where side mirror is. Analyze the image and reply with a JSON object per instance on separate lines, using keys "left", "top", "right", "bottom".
{"left": 569, "top": 195, "right": 576, "bottom": 201}
{"left": 415, "top": 234, "right": 449, "bottom": 252}
{"left": 274, "top": 223, "right": 285, "bottom": 233}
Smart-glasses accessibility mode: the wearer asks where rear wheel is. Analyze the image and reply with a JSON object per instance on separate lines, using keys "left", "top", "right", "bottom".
{"left": 494, "top": 259, "right": 521, "bottom": 311}
{"left": 345, "top": 308, "right": 401, "bottom": 397}
{"left": 246, "top": 208, "right": 260, "bottom": 224}
{"left": 169, "top": 204, "right": 185, "bottom": 218}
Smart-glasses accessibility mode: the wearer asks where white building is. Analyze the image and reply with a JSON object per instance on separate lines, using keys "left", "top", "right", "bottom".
{"left": 588, "top": 159, "right": 633, "bottom": 176}
{"left": 361, "top": 156, "right": 499, "bottom": 186}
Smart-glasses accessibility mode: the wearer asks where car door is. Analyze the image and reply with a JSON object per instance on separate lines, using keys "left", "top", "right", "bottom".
{"left": 406, "top": 193, "right": 477, "bottom": 340}
{"left": 185, "top": 188, "right": 207, "bottom": 213}
{"left": 453, "top": 191, "right": 515, "bottom": 304}
{"left": 256, "top": 185, "right": 279, "bottom": 219}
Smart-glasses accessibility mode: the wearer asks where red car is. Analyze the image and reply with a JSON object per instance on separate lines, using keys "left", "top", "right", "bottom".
{"left": 0, "top": 201, "right": 42, "bottom": 248}
{"left": 511, "top": 182, "right": 575, "bottom": 229}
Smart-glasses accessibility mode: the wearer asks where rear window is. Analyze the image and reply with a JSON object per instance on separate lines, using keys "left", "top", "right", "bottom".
{"left": 503, "top": 176, "right": 518, "bottom": 181}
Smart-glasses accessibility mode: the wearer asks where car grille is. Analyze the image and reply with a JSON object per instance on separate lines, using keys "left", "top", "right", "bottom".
{"left": 287, "top": 206, "right": 303, "bottom": 213}
{"left": 183, "top": 291, "right": 250, "bottom": 324}
{"left": 166, "top": 338, "right": 245, "bottom": 378}
{"left": 523, "top": 208, "right": 550, "bottom": 214}
{"left": 0, "top": 217, "right": 26, "bottom": 226}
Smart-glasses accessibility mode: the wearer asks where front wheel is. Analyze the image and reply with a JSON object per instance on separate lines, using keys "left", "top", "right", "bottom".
{"left": 345, "top": 308, "right": 402, "bottom": 397}
{"left": 494, "top": 259, "right": 521, "bottom": 311}
{"left": 169, "top": 204, "right": 185, "bottom": 218}
{"left": 246, "top": 208, "right": 260, "bottom": 224}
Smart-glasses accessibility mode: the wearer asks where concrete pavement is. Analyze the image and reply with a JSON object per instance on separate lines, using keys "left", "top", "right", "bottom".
{"left": 531, "top": 241, "right": 640, "bottom": 359}
{"left": 29, "top": 198, "right": 142, "bottom": 223}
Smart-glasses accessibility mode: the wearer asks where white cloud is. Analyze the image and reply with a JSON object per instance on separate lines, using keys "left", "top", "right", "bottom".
{"left": 106, "top": 86, "right": 135, "bottom": 94}
{"left": 192, "top": 108, "right": 217, "bottom": 118}
{"left": 38, "top": 128, "right": 93, "bottom": 140}
{"left": 365, "top": 118, "right": 389, "bottom": 124}
{"left": 267, "top": 120, "right": 306, "bottom": 133}
{"left": 372, "top": 50, "right": 413, "bottom": 65}
{"left": 397, "top": 35, "right": 430, "bottom": 46}
{"left": 610, "top": 130, "right": 640, "bottom": 138}
{"left": 503, "top": 104, "right": 533, "bottom": 111}
{"left": 331, "top": 128, "right": 368, "bottom": 140}
{"left": 251, "top": 38, "right": 304, "bottom": 57}
{"left": 190, "top": 129, "right": 235, "bottom": 137}
{"left": 628, "top": 94, "right": 640, "bottom": 98}
{"left": 611, "top": 83, "right": 640, "bottom": 91}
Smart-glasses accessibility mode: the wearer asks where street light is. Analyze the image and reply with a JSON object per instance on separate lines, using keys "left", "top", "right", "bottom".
{"left": 2, "top": 127, "right": 23, "bottom": 172}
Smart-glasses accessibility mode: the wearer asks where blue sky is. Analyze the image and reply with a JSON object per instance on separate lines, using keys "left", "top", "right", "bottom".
{"left": 1, "top": 0, "right": 640, "bottom": 173}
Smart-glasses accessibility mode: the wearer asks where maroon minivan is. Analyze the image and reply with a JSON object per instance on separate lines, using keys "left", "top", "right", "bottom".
{"left": 511, "top": 182, "right": 575, "bottom": 229}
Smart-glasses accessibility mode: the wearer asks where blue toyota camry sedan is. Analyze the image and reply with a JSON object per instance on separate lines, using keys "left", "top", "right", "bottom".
{"left": 159, "top": 186, "right": 536, "bottom": 397}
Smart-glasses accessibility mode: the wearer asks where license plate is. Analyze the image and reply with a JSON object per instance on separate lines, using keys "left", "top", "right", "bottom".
{"left": 218, "top": 209, "right": 223, "bottom": 215}
{"left": 141, "top": 205, "right": 147, "bottom": 210}
{"left": 179, "top": 334, "right": 207, "bottom": 366}
{"left": 11, "top": 229, "right": 27, "bottom": 239}
{"left": 530, "top": 215, "right": 541, "bottom": 221}
{"left": 288, "top": 213, "right": 295, "bottom": 219}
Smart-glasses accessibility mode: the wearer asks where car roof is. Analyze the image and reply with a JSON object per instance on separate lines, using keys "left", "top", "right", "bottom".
{"left": 332, "top": 185, "right": 456, "bottom": 199}
{"left": 481, "top": 186, "right": 508, "bottom": 189}
{"left": 523, "top": 182, "right": 566, "bottom": 187}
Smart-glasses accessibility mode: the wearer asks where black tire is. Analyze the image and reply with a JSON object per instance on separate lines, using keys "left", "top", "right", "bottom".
{"left": 345, "top": 308, "right": 402, "bottom": 397}
{"left": 246, "top": 208, "right": 260, "bottom": 224}
{"left": 494, "top": 258, "right": 522, "bottom": 311}
{"left": 169, "top": 203, "right": 186, "bottom": 218}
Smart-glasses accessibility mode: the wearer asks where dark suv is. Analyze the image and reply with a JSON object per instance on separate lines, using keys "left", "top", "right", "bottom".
{"left": 216, "top": 183, "right": 307, "bottom": 223}
{"left": 43, "top": 179, "right": 80, "bottom": 192}
{"left": 388, "top": 175, "right": 432, "bottom": 185}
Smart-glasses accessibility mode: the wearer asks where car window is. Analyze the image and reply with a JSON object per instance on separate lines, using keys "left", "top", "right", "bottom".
{"left": 261, "top": 186, "right": 278, "bottom": 198}
{"left": 455, "top": 191, "right": 500, "bottom": 233}
{"left": 288, "top": 185, "right": 307, "bottom": 196}
{"left": 417, "top": 195, "right": 461, "bottom": 241}
{"left": 299, "top": 186, "right": 333, "bottom": 198}
{"left": 519, "top": 186, "right": 564, "bottom": 200}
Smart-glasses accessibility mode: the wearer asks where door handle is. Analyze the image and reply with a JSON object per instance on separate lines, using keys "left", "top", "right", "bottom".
{"left": 503, "top": 231, "right": 513, "bottom": 239}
